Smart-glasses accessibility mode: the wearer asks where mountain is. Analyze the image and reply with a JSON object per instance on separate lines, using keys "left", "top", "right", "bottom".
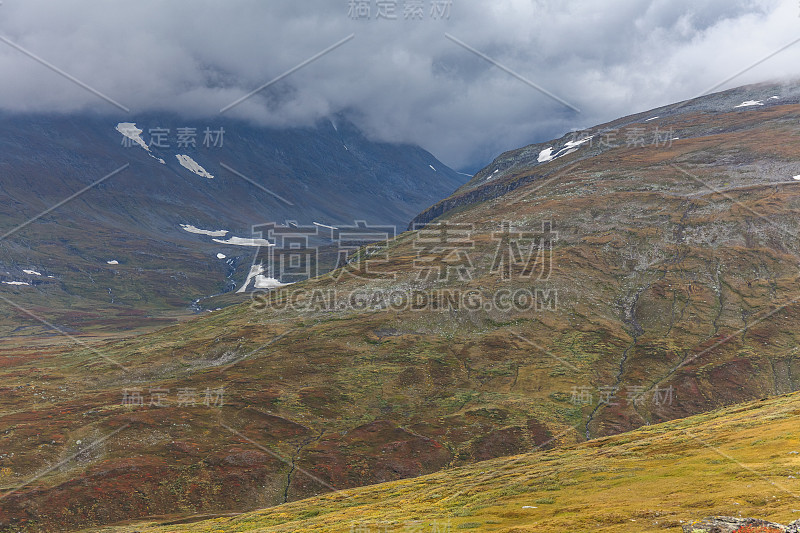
{"left": 97, "top": 390, "right": 800, "bottom": 533}
{"left": 412, "top": 82, "right": 800, "bottom": 227}
{"left": 3, "top": 81, "right": 800, "bottom": 531}
{"left": 0, "top": 114, "right": 464, "bottom": 335}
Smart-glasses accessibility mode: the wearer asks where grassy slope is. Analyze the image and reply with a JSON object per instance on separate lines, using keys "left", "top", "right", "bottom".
{"left": 98, "top": 390, "right": 800, "bottom": 532}
{"left": 5, "top": 101, "right": 800, "bottom": 531}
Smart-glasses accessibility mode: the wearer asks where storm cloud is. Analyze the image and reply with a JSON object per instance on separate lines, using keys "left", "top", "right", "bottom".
{"left": 0, "top": 0, "right": 796, "bottom": 170}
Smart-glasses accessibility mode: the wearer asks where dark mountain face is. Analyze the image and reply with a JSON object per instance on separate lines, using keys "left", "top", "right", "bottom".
{"left": 0, "top": 113, "right": 464, "bottom": 333}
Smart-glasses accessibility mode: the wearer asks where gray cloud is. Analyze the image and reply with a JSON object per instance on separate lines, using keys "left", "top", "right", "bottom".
{"left": 0, "top": 0, "right": 795, "bottom": 170}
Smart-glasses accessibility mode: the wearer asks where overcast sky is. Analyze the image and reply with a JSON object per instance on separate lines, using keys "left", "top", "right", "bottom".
{"left": 0, "top": 0, "right": 797, "bottom": 171}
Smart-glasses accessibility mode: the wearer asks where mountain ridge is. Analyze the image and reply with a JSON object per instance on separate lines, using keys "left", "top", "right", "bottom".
{"left": 411, "top": 80, "right": 800, "bottom": 228}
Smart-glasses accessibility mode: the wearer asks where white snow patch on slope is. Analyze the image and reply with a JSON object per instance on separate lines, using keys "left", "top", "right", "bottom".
{"left": 3, "top": 281, "right": 30, "bottom": 286}
{"left": 254, "top": 276, "right": 289, "bottom": 289}
{"left": 23, "top": 270, "right": 41, "bottom": 276}
{"left": 564, "top": 136, "right": 594, "bottom": 149}
{"left": 237, "top": 264, "right": 264, "bottom": 293}
{"left": 645, "top": 116, "right": 659, "bottom": 121}
{"left": 429, "top": 165, "right": 436, "bottom": 171}
{"left": 107, "top": 260, "right": 119, "bottom": 265}
{"left": 538, "top": 136, "right": 593, "bottom": 164}
{"left": 237, "top": 264, "right": 290, "bottom": 293}
{"left": 735, "top": 100, "right": 763, "bottom": 108}
{"left": 538, "top": 147, "right": 555, "bottom": 162}
{"left": 538, "top": 146, "right": 577, "bottom": 163}
{"left": 771, "top": 96, "right": 780, "bottom": 99}
{"left": 180, "top": 224, "right": 228, "bottom": 237}
{"left": 213, "top": 236, "right": 274, "bottom": 247}
{"left": 216, "top": 253, "right": 227, "bottom": 259}
{"left": 793, "top": 175, "right": 800, "bottom": 181}
{"left": 176, "top": 155, "right": 214, "bottom": 179}
{"left": 116, "top": 123, "right": 150, "bottom": 151}
{"left": 116, "top": 123, "right": 166, "bottom": 164}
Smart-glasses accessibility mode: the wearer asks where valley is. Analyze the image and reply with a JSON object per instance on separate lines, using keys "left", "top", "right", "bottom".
{"left": 2, "top": 83, "right": 800, "bottom": 531}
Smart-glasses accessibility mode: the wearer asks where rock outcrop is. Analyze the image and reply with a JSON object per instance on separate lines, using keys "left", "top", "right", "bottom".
{"left": 684, "top": 516, "right": 800, "bottom": 532}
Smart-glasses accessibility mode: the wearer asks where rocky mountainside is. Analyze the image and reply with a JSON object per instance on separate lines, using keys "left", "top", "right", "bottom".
{"left": 412, "top": 82, "right": 800, "bottom": 227}
{"left": 3, "top": 82, "right": 800, "bottom": 530}
{"left": 0, "top": 114, "right": 464, "bottom": 334}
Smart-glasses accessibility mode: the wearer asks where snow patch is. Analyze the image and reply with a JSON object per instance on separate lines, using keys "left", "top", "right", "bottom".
{"left": 236, "top": 264, "right": 285, "bottom": 293}
{"left": 176, "top": 154, "right": 214, "bottom": 179}
{"left": 216, "top": 253, "right": 227, "bottom": 259}
{"left": 539, "top": 146, "right": 578, "bottom": 163}
{"left": 429, "top": 164, "right": 436, "bottom": 171}
{"left": 735, "top": 100, "right": 763, "bottom": 108}
{"left": 116, "top": 123, "right": 150, "bottom": 151}
{"left": 116, "top": 123, "right": 167, "bottom": 164}
{"left": 213, "top": 236, "right": 274, "bottom": 247}
{"left": 23, "top": 270, "right": 41, "bottom": 276}
{"left": 564, "top": 136, "right": 593, "bottom": 149}
{"left": 237, "top": 264, "right": 263, "bottom": 293}
{"left": 538, "top": 136, "right": 593, "bottom": 164}
{"left": 254, "top": 276, "right": 289, "bottom": 289}
{"left": 106, "top": 260, "right": 119, "bottom": 265}
{"left": 2, "top": 281, "right": 30, "bottom": 286}
{"left": 771, "top": 96, "right": 780, "bottom": 99}
{"left": 180, "top": 224, "right": 228, "bottom": 237}
{"left": 237, "top": 264, "right": 291, "bottom": 293}
{"left": 793, "top": 175, "right": 800, "bottom": 181}
{"left": 645, "top": 116, "right": 659, "bottom": 121}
